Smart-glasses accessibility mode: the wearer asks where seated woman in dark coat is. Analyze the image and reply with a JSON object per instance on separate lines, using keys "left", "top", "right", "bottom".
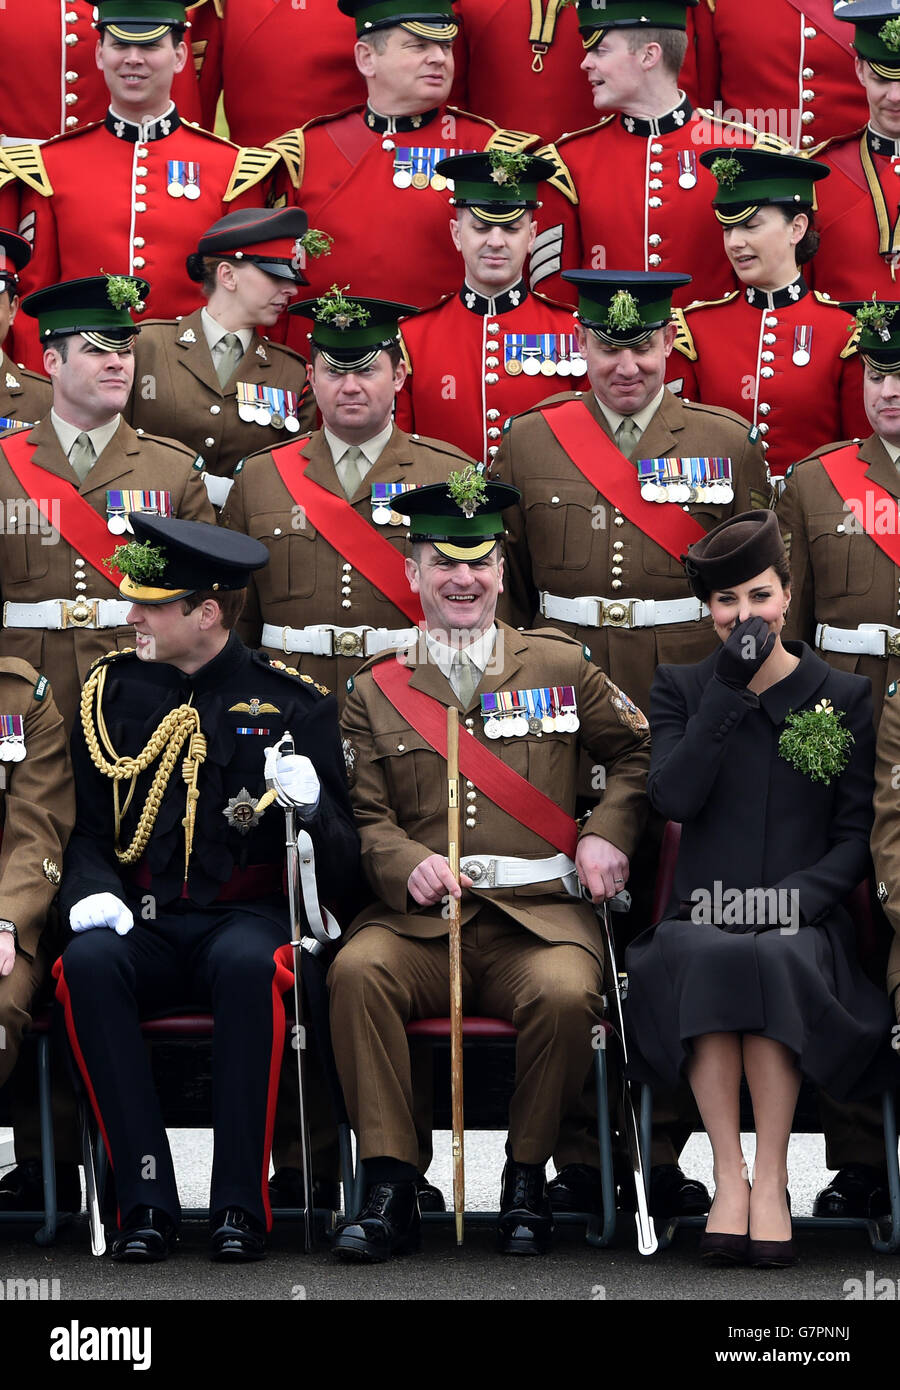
{"left": 625, "top": 511, "right": 895, "bottom": 1267}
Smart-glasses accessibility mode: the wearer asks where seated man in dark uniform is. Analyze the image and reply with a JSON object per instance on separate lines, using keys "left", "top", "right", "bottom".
{"left": 53, "top": 515, "right": 359, "bottom": 1262}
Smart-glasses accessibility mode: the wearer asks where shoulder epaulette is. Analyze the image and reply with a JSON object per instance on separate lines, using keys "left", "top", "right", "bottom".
{"left": 806, "top": 127, "right": 866, "bottom": 161}
{"left": 683, "top": 290, "right": 740, "bottom": 312}
{"left": 671, "top": 307, "right": 697, "bottom": 361}
{"left": 301, "top": 106, "right": 366, "bottom": 132}
{"left": 0, "top": 658, "right": 49, "bottom": 693}
{"left": 86, "top": 647, "right": 136, "bottom": 676}
{"left": 809, "top": 292, "right": 861, "bottom": 356}
{"left": 266, "top": 128, "right": 305, "bottom": 190}
{"left": 556, "top": 115, "right": 616, "bottom": 144}
{"left": 251, "top": 648, "right": 329, "bottom": 695}
{"left": 484, "top": 125, "right": 539, "bottom": 153}
{"left": 225, "top": 143, "right": 281, "bottom": 202}
{"left": 532, "top": 141, "right": 577, "bottom": 205}
{"left": 531, "top": 287, "right": 576, "bottom": 312}
{"left": 2, "top": 141, "right": 53, "bottom": 196}
{"left": 133, "top": 430, "right": 197, "bottom": 463}
{"left": 406, "top": 432, "right": 477, "bottom": 462}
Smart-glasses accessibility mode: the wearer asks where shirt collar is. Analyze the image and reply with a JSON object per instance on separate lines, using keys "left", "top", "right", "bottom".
{"left": 620, "top": 92, "right": 692, "bottom": 138}
{"left": 868, "top": 124, "right": 900, "bottom": 159}
{"left": 50, "top": 408, "right": 121, "bottom": 462}
{"left": 425, "top": 624, "right": 498, "bottom": 680}
{"left": 595, "top": 384, "right": 666, "bottom": 439}
{"left": 323, "top": 420, "right": 395, "bottom": 470}
{"left": 106, "top": 102, "right": 180, "bottom": 142}
{"left": 459, "top": 279, "right": 528, "bottom": 317}
{"left": 200, "top": 307, "right": 254, "bottom": 357}
{"left": 364, "top": 104, "right": 439, "bottom": 135}
{"left": 744, "top": 275, "right": 807, "bottom": 312}
{"left": 880, "top": 436, "right": 900, "bottom": 466}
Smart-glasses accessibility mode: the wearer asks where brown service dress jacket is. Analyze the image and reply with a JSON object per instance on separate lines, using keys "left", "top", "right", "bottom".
{"left": 339, "top": 622, "right": 651, "bottom": 964}
{"left": 778, "top": 435, "right": 900, "bottom": 721}
{"left": 0, "top": 416, "right": 215, "bottom": 728}
{"left": 870, "top": 681, "right": 900, "bottom": 1020}
{"left": 492, "top": 387, "right": 771, "bottom": 714}
{"left": 124, "top": 307, "right": 316, "bottom": 479}
{"left": 222, "top": 424, "right": 477, "bottom": 706}
{"left": 0, "top": 351, "right": 52, "bottom": 426}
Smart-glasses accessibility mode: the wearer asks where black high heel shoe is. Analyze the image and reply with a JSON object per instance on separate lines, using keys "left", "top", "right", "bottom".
{"left": 699, "top": 1229, "right": 749, "bottom": 1264}
{"left": 748, "top": 1188, "right": 795, "bottom": 1268}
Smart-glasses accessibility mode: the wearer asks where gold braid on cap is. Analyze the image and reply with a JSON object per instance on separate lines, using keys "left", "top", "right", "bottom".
{"left": 80, "top": 662, "right": 208, "bottom": 881}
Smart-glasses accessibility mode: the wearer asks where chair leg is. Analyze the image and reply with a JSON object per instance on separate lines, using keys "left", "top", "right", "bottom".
{"left": 34, "top": 1033, "right": 57, "bottom": 1246}
{"left": 872, "top": 1089, "right": 900, "bottom": 1254}
{"left": 585, "top": 1037, "right": 617, "bottom": 1248}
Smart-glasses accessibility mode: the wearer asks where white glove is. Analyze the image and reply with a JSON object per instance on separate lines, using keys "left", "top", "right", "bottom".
{"left": 270, "top": 752, "right": 321, "bottom": 817}
{"left": 70, "top": 893, "right": 134, "bottom": 936}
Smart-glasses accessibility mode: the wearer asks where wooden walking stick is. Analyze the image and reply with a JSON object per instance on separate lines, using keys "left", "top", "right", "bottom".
{"left": 447, "top": 705, "right": 465, "bottom": 1245}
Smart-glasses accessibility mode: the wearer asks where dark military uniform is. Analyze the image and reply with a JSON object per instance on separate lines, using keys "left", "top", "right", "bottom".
{"left": 55, "top": 635, "right": 359, "bottom": 1229}
{"left": 125, "top": 308, "right": 316, "bottom": 481}
{"left": 872, "top": 682, "right": 900, "bottom": 1021}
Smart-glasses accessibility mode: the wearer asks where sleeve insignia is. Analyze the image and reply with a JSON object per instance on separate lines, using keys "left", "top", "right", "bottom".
{"left": 225, "top": 145, "right": 281, "bottom": 202}
{"left": 671, "top": 307, "right": 697, "bottom": 362}
{"left": 33, "top": 676, "right": 48, "bottom": 701}
{"left": 531, "top": 142, "right": 577, "bottom": 206}
{"left": 342, "top": 737, "right": 357, "bottom": 787}
{"left": 749, "top": 487, "right": 773, "bottom": 512}
{"left": 42, "top": 857, "right": 61, "bottom": 886}
{"left": 606, "top": 679, "right": 649, "bottom": 732}
{"left": 2, "top": 143, "right": 52, "bottom": 196}
{"left": 265, "top": 128, "right": 305, "bottom": 190}
{"left": 878, "top": 881, "right": 890, "bottom": 904}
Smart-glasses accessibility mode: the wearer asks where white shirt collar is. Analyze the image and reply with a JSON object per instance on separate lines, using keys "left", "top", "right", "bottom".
{"left": 323, "top": 420, "right": 395, "bottom": 470}
{"left": 425, "top": 624, "right": 498, "bottom": 681}
{"left": 595, "top": 384, "right": 666, "bottom": 440}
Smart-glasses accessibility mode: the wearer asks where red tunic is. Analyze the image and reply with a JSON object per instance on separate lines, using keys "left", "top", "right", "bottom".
{"left": 12, "top": 112, "right": 280, "bottom": 370}
{"left": 688, "top": 0, "right": 867, "bottom": 151}
{"left": 0, "top": 0, "right": 202, "bottom": 141}
{"left": 396, "top": 284, "right": 580, "bottom": 464}
{"left": 532, "top": 97, "right": 753, "bottom": 308}
{"left": 810, "top": 128, "right": 900, "bottom": 302}
{"left": 667, "top": 281, "right": 867, "bottom": 479}
{"left": 278, "top": 105, "right": 536, "bottom": 352}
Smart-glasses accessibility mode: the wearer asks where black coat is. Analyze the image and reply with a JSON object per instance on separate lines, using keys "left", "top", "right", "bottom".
{"left": 624, "top": 642, "right": 897, "bottom": 1100}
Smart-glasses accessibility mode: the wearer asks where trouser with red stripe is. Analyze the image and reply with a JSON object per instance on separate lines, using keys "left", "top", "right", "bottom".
{"left": 52, "top": 906, "right": 294, "bottom": 1231}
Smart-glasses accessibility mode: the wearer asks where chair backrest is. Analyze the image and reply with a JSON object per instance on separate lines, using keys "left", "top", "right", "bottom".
{"left": 650, "top": 821, "right": 682, "bottom": 923}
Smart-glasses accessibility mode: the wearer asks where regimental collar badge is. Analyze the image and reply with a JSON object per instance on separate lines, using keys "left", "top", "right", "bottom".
{"left": 106, "top": 104, "right": 181, "bottom": 143}
{"left": 4, "top": 372, "right": 19, "bottom": 389}
{"left": 365, "top": 105, "right": 437, "bottom": 135}
{"left": 620, "top": 94, "right": 692, "bottom": 138}
{"left": 744, "top": 275, "right": 807, "bottom": 311}
{"left": 178, "top": 328, "right": 197, "bottom": 344}
{"left": 459, "top": 279, "right": 528, "bottom": 317}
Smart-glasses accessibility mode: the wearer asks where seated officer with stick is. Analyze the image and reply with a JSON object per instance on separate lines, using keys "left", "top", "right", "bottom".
{"left": 53, "top": 515, "right": 359, "bottom": 1262}
{"left": 332, "top": 470, "right": 651, "bottom": 1260}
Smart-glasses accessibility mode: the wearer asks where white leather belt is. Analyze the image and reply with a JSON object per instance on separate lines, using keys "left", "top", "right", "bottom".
{"left": 262, "top": 621, "right": 418, "bottom": 659}
{"left": 3, "top": 599, "right": 133, "bottom": 630}
{"left": 539, "top": 592, "right": 708, "bottom": 629}
{"left": 816, "top": 622, "right": 900, "bottom": 658}
{"left": 459, "top": 852, "right": 579, "bottom": 897}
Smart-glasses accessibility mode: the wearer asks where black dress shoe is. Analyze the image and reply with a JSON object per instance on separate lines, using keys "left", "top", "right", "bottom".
{"left": 332, "top": 1180, "right": 420, "bottom": 1263}
{"left": 0, "top": 1160, "right": 81, "bottom": 1214}
{"left": 649, "top": 1165, "right": 710, "bottom": 1217}
{"left": 748, "top": 1237, "right": 796, "bottom": 1269}
{"left": 268, "top": 1167, "right": 340, "bottom": 1211}
{"left": 416, "top": 1173, "right": 446, "bottom": 1213}
{"left": 698, "top": 1230, "right": 749, "bottom": 1264}
{"left": 210, "top": 1207, "right": 266, "bottom": 1262}
{"left": 548, "top": 1164, "right": 604, "bottom": 1215}
{"left": 111, "top": 1206, "right": 178, "bottom": 1263}
{"left": 497, "top": 1159, "right": 552, "bottom": 1255}
{"left": 813, "top": 1165, "right": 890, "bottom": 1220}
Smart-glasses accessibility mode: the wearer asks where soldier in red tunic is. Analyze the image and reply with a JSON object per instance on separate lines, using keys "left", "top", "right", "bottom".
{"left": 531, "top": 0, "right": 759, "bottom": 309}
{"left": 667, "top": 148, "right": 867, "bottom": 480}
{"left": 9, "top": 1, "right": 283, "bottom": 372}
{"left": 810, "top": 2, "right": 900, "bottom": 302}
{"left": 396, "top": 151, "right": 581, "bottom": 465}
{"left": 273, "top": 0, "right": 539, "bottom": 348}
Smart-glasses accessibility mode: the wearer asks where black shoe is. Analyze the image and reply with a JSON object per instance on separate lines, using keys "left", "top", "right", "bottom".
{"left": 649, "top": 1164, "right": 710, "bottom": 1217}
{"left": 548, "top": 1164, "right": 604, "bottom": 1216}
{"left": 747, "top": 1237, "right": 796, "bottom": 1269}
{"left": 268, "top": 1167, "right": 340, "bottom": 1211}
{"left": 497, "top": 1159, "right": 552, "bottom": 1255}
{"left": 416, "top": 1173, "right": 446, "bottom": 1213}
{"left": 210, "top": 1207, "right": 266, "bottom": 1262}
{"left": 332, "top": 1181, "right": 420, "bottom": 1263}
{"left": 111, "top": 1206, "right": 178, "bottom": 1263}
{"left": 812, "top": 1165, "right": 890, "bottom": 1220}
{"left": 0, "top": 1160, "right": 81, "bottom": 1214}
{"left": 698, "top": 1230, "right": 749, "bottom": 1264}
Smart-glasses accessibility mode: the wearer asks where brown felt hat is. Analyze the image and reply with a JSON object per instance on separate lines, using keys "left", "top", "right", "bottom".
{"left": 683, "top": 510, "right": 786, "bottom": 599}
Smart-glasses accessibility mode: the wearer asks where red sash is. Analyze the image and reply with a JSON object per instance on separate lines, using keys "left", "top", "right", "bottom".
{"left": 373, "top": 658, "right": 578, "bottom": 858}
{"left": 0, "top": 430, "right": 121, "bottom": 584}
{"left": 272, "top": 445, "right": 424, "bottom": 623}
{"left": 819, "top": 442, "right": 900, "bottom": 568}
{"left": 539, "top": 400, "right": 706, "bottom": 562}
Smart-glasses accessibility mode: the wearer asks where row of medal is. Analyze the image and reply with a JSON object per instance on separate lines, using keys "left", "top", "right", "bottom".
{"left": 392, "top": 146, "right": 475, "bottom": 189}
{"left": 505, "top": 334, "right": 587, "bottom": 378}
{"left": 480, "top": 686, "right": 580, "bottom": 738}
{"left": 0, "top": 715, "right": 25, "bottom": 762}
{"left": 237, "top": 383, "right": 303, "bottom": 432}
{"left": 371, "top": 481, "right": 416, "bottom": 526}
{"left": 106, "top": 490, "right": 173, "bottom": 534}
{"left": 637, "top": 456, "right": 734, "bottom": 504}
{"left": 167, "top": 161, "right": 201, "bottom": 199}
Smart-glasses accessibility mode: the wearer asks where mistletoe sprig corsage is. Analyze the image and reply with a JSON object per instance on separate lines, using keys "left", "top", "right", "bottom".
{"left": 778, "top": 698, "right": 854, "bottom": 786}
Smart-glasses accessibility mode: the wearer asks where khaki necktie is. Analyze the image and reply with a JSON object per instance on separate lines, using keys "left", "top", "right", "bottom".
{"left": 215, "top": 331, "right": 243, "bottom": 387}
{"left": 451, "top": 648, "right": 479, "bottom": 707}
{"left": 68, "top": 431, "right": 96, "bottom": 483}
{"left": 615, "top": 415, "right": 641, "bottom": 457}
{"left": 339, "top": 444, "right": 366, "bottom": 499}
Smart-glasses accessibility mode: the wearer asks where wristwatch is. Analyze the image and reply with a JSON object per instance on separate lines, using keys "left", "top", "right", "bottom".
{"left": 0, "top": 920, "right": 18, "bottom": 950}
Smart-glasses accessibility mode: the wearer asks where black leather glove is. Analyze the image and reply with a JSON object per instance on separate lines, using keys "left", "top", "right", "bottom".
{"left": 714, "top": 616, "right": 776, "bottom": 690}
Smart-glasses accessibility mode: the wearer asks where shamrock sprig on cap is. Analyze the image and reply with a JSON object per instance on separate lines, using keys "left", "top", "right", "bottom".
{"left": 778, "top": 698, "right": 854, "bottom": 786}
{"left": 300, "top": 229, "right": 334, "bottom": 259}
{"left": 880, "top": 18, "right": 900, "bottom": 54}
{"left": 446, "top": 464, "right": 487, "bottom": 519}
{"left": 710, "top": 156, "right": 743, "bottom": 191}
{"left": 852, "top": 295, "right": 898, "bottom": 344}
{"left": 106, "top": 540, "right": 166, "bottom": 583}
{"left": 488, "top": 150, "right": 531, "bottom": 193}
{"left": 104, "top": 273, "right": 144, "bottom": 313}
{"left": 315, "top": 284, "right": 371, "bottom": 330}
{"left": 605, "top": 289, "right": 643, "bottom": 333}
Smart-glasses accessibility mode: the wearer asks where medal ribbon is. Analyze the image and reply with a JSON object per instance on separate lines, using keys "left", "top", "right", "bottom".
{"left": 373, "top": 658, "right": 578, "bottom": 857}
{"left": 539, "top": 401, "right": 706, "bottom": 561}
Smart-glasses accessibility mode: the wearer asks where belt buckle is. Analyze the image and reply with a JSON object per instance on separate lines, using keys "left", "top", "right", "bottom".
{"left": 62, "top": 598, "right": 97, "bottom": 629}
{"left": 886, "top": 632, "right": 900, "bottom": 658}
{"left": 462, "top": 858, "right": 494, "bottom": 887}
{"left": 601, "top": 600, "right": 633, "bottom": 629}
{"left": 334, "top": 629, "right": 364, "bottom": 658}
